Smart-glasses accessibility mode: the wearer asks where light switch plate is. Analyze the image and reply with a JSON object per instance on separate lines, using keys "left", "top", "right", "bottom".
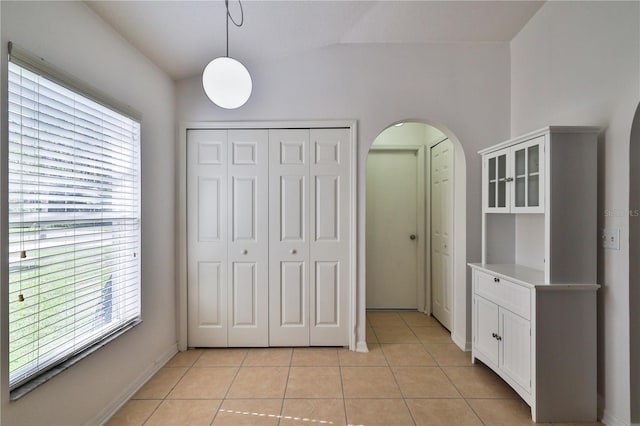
{"left": 601, "top": 228, "right": 620, "bottom": 250}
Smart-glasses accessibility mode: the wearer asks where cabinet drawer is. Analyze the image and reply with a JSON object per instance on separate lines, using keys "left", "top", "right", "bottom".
{"left": 475, "top": 271, "right": 531, "bottom": 320}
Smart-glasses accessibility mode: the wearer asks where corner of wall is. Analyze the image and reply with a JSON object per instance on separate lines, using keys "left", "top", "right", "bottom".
{"left": 91, "top": 343, "right": 177, "bottom": 425}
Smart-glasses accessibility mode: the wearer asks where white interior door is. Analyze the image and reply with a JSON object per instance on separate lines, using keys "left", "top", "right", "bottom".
{"left": 269, "top": 129, "right": 311, "bottom": 346}
{"left": 366, "top": 149, "right": 418, "bottom": 309}
{"left": 431, "top": 139, "right": 453, "bottom": 330}
{"left": 309, "top": 128, "right": 350, "bottom": 345}
{"left": 187, "top": 129, "right": 229, "bottom": 346}
{"left": 227, "top": 130, "right": 269, "bottom": 346}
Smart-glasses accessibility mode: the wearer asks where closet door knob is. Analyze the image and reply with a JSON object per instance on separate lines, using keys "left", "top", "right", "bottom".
{"left": 241, "top": 249, "right": 248, "bottom": 255}
{"left": 290, "top": 249, "right": 297, "bottom": 254}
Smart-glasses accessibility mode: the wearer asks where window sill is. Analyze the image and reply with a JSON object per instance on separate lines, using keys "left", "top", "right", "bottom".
{"left": 10, "top": 319, "right": 142, "bottom": 401}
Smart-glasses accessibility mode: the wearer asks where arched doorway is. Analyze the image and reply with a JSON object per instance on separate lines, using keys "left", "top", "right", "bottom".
{"left": 364, "top": 120, "right": 467, "bottom": 344}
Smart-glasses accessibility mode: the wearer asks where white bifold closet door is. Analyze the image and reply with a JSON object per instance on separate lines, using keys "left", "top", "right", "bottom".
{"left": 188, "top": 127, "right": 349, "bottom": 347}
{"left": 187, "top": 129, "right": 269, "bottom": 347}
{"left": 269, "top": 129, "right": 350, "bottom": 346}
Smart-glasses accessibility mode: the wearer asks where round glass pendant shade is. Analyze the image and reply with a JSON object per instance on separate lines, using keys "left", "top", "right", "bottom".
{"left": 202, "top": 57, "right": 252, "bottom": 109}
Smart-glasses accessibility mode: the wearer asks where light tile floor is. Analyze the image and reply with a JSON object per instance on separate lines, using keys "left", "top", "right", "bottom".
{"left": 108, "top": 311, "right": 602, "bottom": 426}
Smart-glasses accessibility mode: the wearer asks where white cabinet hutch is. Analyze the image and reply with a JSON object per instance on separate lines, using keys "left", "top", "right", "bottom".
{"left": 469, "top": 126, "right": 599, "bottom": 422}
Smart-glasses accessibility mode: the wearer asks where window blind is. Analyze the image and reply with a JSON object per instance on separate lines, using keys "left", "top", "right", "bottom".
{"left": 8, "top": 60, "right": 141, "bottom": 389}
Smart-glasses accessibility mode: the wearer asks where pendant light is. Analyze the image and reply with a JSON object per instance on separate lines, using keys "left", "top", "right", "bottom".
{"left": 202, "top": 0, "right": 252, "bottom": 109}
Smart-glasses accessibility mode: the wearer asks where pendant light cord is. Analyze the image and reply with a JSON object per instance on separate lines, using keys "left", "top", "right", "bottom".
{"left": 225, "top": 0, "right": 244, "bottom": 58}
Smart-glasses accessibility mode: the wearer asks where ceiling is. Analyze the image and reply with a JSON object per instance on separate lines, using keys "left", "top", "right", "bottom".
{"left": 85, "top": 0, "right": 544, "bottom": 81}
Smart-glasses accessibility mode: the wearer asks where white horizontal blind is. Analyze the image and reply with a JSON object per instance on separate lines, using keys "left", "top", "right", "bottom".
{"left": 8, "top": 61, "right": 141, "bottom": 389}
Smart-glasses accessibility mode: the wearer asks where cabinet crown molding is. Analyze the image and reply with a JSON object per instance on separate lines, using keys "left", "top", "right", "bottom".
{"left": 478, "top": 126, "right": 600, "bottom": 155}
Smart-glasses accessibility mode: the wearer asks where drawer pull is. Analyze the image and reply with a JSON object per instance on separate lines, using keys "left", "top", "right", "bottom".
{"left": 493, "top": 277, "right": 500, "bottom": 283}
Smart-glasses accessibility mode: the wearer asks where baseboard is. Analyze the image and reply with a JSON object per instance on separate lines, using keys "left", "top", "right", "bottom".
{"left": 93, "top": 343, "right": 178, "bottom": 426}
{"left": 355, "top": 341, "right": 369, "bottom": 353}
{"left": 451, "top": 332, "right": 471, "bottom": 352}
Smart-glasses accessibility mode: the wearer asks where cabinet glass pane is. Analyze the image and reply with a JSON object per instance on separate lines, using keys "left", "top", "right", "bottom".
{"left": 528, "top": 145, "right": 539, "bottom": 174}
{"left": 515, "top": 149, "right": 525, "bottom": 177}
{"left": 489, "top": 182, "right": 496, "bottom": 207}
{"left": 515, "top": 177, "right": 525, "bottom": 207}
{"left": 498, "top": 181, "right": 506, "bottom": 207}
{"left": 488, "top": 157, "right": 496, "bottom": 181}
{"left": 528, "top": 175, "right": 539, "bottom": 206}
{"left": 497, "top": 155, "right": 506, "bottom": 179}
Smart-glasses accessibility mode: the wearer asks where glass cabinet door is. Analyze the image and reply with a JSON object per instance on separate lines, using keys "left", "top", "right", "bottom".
{"left": 510, "top": 136, "right": 544, "bottom": 213}
{"left": 485, "top": 149, "right": 510, "bottom": 212}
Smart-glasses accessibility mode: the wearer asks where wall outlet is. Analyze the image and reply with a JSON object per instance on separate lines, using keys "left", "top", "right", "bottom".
{"left": 601, "top": 228, "right": 620, "bottom": 250}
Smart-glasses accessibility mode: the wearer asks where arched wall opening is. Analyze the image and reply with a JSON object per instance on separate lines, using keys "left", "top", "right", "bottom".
{"left": 362, "top": 119, "right": 468, "bottom": 350}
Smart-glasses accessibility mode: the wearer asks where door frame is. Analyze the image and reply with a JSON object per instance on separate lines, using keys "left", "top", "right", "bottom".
{"left": 367, "top": 145, "right": 426, "bottom": 312}
{"left": 427, "top": 138, "right": 455, "bottom": 327}
{"left": 177, "top": 120, "right": 358, "bottom": 351}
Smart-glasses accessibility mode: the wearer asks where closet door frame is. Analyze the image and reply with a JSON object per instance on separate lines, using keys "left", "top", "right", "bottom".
{"left": 177, "top": 121, "right": 357, "bottom": 351}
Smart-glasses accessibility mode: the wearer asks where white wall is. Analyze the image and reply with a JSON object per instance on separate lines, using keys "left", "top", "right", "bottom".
{"left": 373, "top": 122, "right": 442, "bottom": 146}
{"left": 177, "top": 42, "right": 510, "bottom": 352}
{"left": 510, "top": 2, "right": 640, "bottom": 424}
{"left": 629, "top": 102, "right": 640, "bottom": 425}
{"left": 0, "top": 2, "right": 176, "bottom": 424}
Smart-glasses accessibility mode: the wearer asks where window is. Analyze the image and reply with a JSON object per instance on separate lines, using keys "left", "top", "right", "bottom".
{"left": 8, "top": 59, "right": 141, "bottom": 390}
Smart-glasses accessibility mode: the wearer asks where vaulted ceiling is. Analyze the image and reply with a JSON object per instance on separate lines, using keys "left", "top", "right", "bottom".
{"left": 86, "top": 1, "right": 544, "bottom": 81}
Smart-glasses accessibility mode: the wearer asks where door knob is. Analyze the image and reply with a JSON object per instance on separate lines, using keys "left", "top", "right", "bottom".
{"left": 410, "top": 234, "right": 417, "bottom": 240}
{"left": 290, "top": 249, "right": 297, "bottom": 254}
{"left": 241, "top": 249, "right": 248, "bottom": 255}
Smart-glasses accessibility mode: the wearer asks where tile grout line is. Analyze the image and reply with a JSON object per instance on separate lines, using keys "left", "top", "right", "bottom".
{"left": 277, "top": 348, "right": 295, "bottom": 425}
{"left": 338, "top": 346, "right": 349, "bottom": 425}
{"left": 436, "top": 356, "right": 487, "bottom": 426}
{"left": 209, "top": 348, "right": 248, "bottom": 425}
{"left": 397, "top": 313, "right": 419, "bottom": 426}
{"left": 142, "top": 349, "right": 205, "bottom": 426}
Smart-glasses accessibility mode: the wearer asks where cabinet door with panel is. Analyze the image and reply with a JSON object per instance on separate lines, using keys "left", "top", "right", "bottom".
{"left": 474, "top": 295, "right": 500, "bottom": 365}
{"left": 484, "top": 148, "right": 511, "bottom": 213}
{"left": 500, "top": 308, "right": 531, "bottom": 391}
{"left": 510, "top": 136, "right": 544, "bottom": 213}
{"left": 483, "top": 137, "right": 545, "bottom": 214}
{"left": 473, "top": 272, "right": 532, "bottom": 397}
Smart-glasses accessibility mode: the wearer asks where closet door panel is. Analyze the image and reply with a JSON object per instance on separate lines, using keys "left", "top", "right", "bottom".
{"left": 281, "top": 261, "right": 306, "bottom": 325}
{"left": 228, "top": 130, "right": 269, "bottom": 346}
{"left": 314, "top": 261, "right": 339, "bottom": 326}
{"left": 269, "top": 129, "right": 310, "bottom": 346}
{"left": 187, "top": 129, "right": 228, "bottom": 346}
{"left": 309, "top": 128, "right": 350, "bottom": 345}
{"left": 280, "top": 176, "right": 306, "bottom": 241}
